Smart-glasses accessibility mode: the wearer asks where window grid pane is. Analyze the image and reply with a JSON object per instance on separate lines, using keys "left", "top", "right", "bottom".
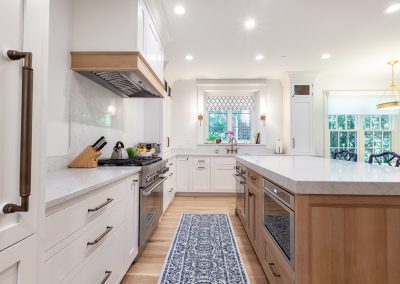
{"left": 328, "top": 115, "right": 358, "bottom": 158}
{"left": 363, "top": 115, "right": 393, "bottom": 163}
{"left": 208, "top": 111, "right": 228, "bottom": 141}
{"left": 232, "top": 111, "right": 251, "bottom": 141}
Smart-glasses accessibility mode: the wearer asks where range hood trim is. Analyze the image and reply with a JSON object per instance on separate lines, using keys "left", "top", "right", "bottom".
{"left": 71, "top": 51, "right": 165, "bottom": 98}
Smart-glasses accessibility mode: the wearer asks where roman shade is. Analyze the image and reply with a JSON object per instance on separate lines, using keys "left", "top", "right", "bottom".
{"left": 206, "top": 95, "right": 255, "bottom": 111}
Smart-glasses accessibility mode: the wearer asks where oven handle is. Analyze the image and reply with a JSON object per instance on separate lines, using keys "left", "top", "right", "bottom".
{"left": 233, "top": 173, "right": 246, "bottom": 185}
{"left": 142, "top": 176, "right": 167, "bottom": 196}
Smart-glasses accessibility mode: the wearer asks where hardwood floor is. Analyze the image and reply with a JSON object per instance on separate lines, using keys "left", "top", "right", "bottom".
{"left": 121, "top": 196, "right": 268, "bottom": 284}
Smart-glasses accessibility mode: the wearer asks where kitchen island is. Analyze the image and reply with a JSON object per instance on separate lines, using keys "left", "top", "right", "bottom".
{"left": 236, "top": 155, "right": 400, "bottom": 284}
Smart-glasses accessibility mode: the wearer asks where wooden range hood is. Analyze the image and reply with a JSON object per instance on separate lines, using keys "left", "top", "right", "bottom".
{"left": 71, "top": 52, "right": 165, "bottom": 98}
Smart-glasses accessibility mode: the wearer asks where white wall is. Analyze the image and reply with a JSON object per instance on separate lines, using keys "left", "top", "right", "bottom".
{"left": 170, "top": 79, "right": 283, "bottom": 153}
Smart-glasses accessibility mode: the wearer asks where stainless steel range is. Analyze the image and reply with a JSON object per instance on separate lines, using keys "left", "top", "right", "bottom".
{"left": 138, "top": 159, "right": 168, "bottom": 251}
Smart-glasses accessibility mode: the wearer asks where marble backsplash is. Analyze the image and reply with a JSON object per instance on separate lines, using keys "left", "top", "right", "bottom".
{"left": 47, "top": 72, "right": 128, "bottom": 171}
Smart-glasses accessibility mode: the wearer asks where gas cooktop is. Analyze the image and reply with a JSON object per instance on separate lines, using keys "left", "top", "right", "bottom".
{"left": 98, "top": 156, "right": 162, "bottom": 167}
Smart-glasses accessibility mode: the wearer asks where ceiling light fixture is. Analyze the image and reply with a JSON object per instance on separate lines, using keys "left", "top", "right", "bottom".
{"left": 244, "top": 19, "right": 256, "bottom": 29}
{"left": 321, "top": 53, "right": 331, "bottom": 60}
{"left": 255, "top": 54, "right": 264, "bottom": 61}
{"left": 377, "top": 60, "right": 400, "bottom": 110}
{"left": 174, "top": 5, "right": 186, "bottom": 15}
{"left": 185, "top": 54, "right": 194, "bottom": 61}
{"left": 385, "top": 3, "right": 400, "bottom": 14}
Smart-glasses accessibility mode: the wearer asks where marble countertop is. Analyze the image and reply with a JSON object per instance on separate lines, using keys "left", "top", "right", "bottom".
{"left": 46, "top": 166, "right": 141, "bottom": 208}
{"left": 236, "top": 155, "right": 400, "bottom": 195}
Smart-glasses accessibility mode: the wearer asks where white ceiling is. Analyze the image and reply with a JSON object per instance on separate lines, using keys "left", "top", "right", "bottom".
{"left": 163, "top": 0, "right": 400, "bottom": 81}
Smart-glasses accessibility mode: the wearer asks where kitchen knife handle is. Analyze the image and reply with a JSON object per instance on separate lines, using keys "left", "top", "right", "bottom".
{"left": 3, "top": 50, "right": 33, "bottom": 214}
{"left": 92, "top": 136, "right": 105, "bottom": 147}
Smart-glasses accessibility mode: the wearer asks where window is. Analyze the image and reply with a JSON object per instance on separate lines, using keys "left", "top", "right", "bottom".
{"left": 327, "top": 114, "right": 395, "bottom": 162}
{"left": 363, "top": 115, "right": 392, "bottom": 162}
{"left": 206, "top": 95, "right": 255, "bottom": 143}
{"left": 328, "top": 115, "right": 357, "bottom": 158}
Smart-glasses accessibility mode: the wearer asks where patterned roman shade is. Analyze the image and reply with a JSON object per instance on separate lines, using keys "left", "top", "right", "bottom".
{"left": 206, "top": 96, "right": 255, "bottom": 111}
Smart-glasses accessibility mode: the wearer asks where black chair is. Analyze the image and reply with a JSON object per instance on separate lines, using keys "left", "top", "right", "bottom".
{"left": 368, "top": 151, "right": 400, "bottom": 167}
{"left": 332, "top": 150, "right": 358, "bottom": 162}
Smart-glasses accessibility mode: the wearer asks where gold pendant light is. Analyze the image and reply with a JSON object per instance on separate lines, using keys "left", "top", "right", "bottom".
{"left": 377, "top": 60, "right": 400, "bottom": 110}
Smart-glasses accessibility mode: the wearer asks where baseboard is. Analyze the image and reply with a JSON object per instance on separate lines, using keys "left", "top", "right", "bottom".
{"left": 176, "top": 192, "right": 237, "bottom": 197}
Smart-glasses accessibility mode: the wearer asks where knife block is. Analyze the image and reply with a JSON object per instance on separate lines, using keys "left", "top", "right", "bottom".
{"left": 68, "top": 146, "right": 101, "bottom": 168}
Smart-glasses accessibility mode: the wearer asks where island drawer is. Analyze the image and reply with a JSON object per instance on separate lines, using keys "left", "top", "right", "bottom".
{"left": 44, "top": 179, "right": 126, "bottom": 251}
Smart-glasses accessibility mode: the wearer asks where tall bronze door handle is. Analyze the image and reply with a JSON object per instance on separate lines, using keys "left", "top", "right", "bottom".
{"left": 3, "top": 50, "right": 33, "bottom": 214}
{"left": 100, "top": 271, "right": 112, "bottom": 284}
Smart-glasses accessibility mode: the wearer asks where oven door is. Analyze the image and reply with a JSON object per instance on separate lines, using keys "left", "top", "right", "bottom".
{"left": 263, "top": 189, "right": 295, "bottom": 269}
{"left": 139, "top": 176, "right": 166, "bottom": 247}
{"left": 234, "top": 172, "right": 246, "bottom": 224}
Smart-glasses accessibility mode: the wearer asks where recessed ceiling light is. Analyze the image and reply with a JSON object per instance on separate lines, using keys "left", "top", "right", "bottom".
{"left": 244, "top": 19, "right": 256, "bottom": 29}
{"left": 255, "top": 54, "right": 264, "bottom": 61}
{"left": 321, "top": 53, "right": 332, "bottom": 60}
{"left": 185, "top": 54, "right": 194, "bottom": 61}
{"left": 385, "top": 3, "right": 400, "bottom": 14}
{"left": 174, "top": 5, "right": 186, "bottom": 15}
{"left": 280, "top": 55, "right": 287, "bottom": 59}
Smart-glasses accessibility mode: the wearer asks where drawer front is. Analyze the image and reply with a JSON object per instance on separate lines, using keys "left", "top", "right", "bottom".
{"left": 247, "top": 169, "right": 260, "bottom": 186}
{"left": 192, "top": 157, "right": 210, "bottom": 165}
{"left": 214, "top": 157, "right": 236, "bottom": 165}
{"left": 263, "top": 232, "right": 295, "bottom": 284}
{"left": 44, "top": 180, "right": 126, "bottom": 251}
{"left": 61, "top": 224, "right": 125, "bottom": 284}
{"left": 44, "top": 204, "right": 125, "bottom": 284}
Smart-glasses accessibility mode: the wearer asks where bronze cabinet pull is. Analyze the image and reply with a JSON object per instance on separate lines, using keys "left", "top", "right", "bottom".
{"left": 100, "top": 270, "right": 112, "bottom": 284}
{"left": 88, "top": 198, "right": 114, "bottom": 212}
{"left": 250, "top": 175, "right": 257, "bottom": 181}
{"left": 3, "top": 50, "right": 33, "bottom": 214}
{"left": 87, "top": 226, "right": 113, "bottom": 246}
{"left": 268, "top": 263, "right": 281, "bottom": 277}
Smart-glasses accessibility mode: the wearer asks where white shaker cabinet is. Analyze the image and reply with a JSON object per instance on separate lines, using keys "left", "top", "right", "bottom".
{"left": 163, "top": 158, "right": 177, "bottom": 213}
{"left": 125, "top": 174, "right": 140, "bottom": 266}
{"left": 212, "top": 158, "right": 236, "bottom": 192}
{"left": 291, "top": 100, "right": 313, "bottom": 154}
{"left": 176, "top": 157, "right": 191, "bottom": 192}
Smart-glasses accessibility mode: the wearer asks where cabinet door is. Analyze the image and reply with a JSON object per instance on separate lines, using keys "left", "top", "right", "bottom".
{"left": 0, "top": 0, "right": 44, "bottom": 252}
{"left": 192, "top": 165, "right": 211, "bottom": 192}
{"left": 176, "top": 157, "right": 190, "bottom": 192}
{"left": 247, "top": 184, "right": 263, "bottom": 252}
{"left": 213, "top": 165, "right": 236, "bottom": 192}
{"left": 125, "top": 175, "right": 139, "bottom": 266}
{"left": 291, "top": 101, "right": 313, "bottom": 154}
{"left": 0, "top": 235, "right": 37, "bottom": 284}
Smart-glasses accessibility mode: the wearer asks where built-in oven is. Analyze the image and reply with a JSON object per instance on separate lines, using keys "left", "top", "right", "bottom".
{"left": 263, "top": 178, "right": 295, "bottom": 269}
{"left": 139, "top": 164, "right": 168, "bottom": 250}
{"left": 234, "top": 164, "right": 247, "bottom": 224}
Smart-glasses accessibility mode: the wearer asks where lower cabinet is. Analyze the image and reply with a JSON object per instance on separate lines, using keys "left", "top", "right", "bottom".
{"left": 246, "top": 182, "right": 263, "bottom": 251}
{"left": 192, "top": 163, "right": 211, "bottom": 192}
{"left": 163, "top": 158, "right": 177, "bottom": 213}
{"left": 0, "top": 235, "right": 37, "bottom": 284}
{"left": 42, "top": 173, "right": 139, "bottom": 284}
{"left": 176, "top": 156, "right": 190, "bottom": 192}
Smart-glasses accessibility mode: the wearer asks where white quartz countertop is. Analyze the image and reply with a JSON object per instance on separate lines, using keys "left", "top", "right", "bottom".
{"left": 236, "top": 155, "right": 400, "bottom": 195}
{"left": 46, "top": 167, "right": 141, "bottom": 208}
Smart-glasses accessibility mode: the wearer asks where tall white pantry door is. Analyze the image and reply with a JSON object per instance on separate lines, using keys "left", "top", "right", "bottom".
{"left": 0, "top": 0, "right": 47, "bottom": 282}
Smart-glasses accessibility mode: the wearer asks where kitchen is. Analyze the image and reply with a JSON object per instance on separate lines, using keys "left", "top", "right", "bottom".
{"left": 1, "top": 0, "right": 400, "bottom": 284}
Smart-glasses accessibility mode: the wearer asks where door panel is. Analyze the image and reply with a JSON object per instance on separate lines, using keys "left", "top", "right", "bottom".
{"left": 0, "top": 0, "right": 43, "bottom": 252}
{"left": 291, "top": 101, "right": 312, "bottom": 154}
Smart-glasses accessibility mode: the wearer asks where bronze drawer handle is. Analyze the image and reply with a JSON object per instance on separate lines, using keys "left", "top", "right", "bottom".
{"left": 87, "top": 226, "right": 113, "bottom": 246}
{"left": 100, "top": 270, "right": 112, "bottom": 284}
{"left": 88, "top": 198, "right": 114, "bottom": 212}
{"left": 250, "top": 175, "right": 257, "bottom": 181}
{"left": 2, "top": 51, "right": 33, "bottom": 214}
{"left": 248, "top": 192, "right": 254, "bottom": 197}
{"left": 268, "top": 263, "right": 281, "bottom": 277}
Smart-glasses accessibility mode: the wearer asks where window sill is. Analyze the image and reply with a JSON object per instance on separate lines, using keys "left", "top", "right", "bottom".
{"left": 198, "top": 143, "right": 266, "bottom": 146}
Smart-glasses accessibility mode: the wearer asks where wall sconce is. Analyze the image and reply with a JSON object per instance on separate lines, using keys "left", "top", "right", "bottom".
{"left": 197, "top": 113, "right": 204, "bottom": 126}
{"left": 107, "top": 105, "right": 117, "bottom": 116}
{"left": 260, "top": 113, "right": 267, "bottom": 126}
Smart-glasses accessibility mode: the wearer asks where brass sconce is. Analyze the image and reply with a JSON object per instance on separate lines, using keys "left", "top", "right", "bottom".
{"left": 260, "top": 113, "right": 267, "bottom": 126}
{"left": 198, "top": 113, "right": 204, "bottom": 126}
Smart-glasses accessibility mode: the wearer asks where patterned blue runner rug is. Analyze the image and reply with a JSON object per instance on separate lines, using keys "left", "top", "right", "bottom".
{"left": 159, "top": 214, "right": 249, "bottom": 284}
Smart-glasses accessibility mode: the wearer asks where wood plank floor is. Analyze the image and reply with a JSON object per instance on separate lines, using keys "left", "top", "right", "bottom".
{"left": 121, "top": 196, "right": 268, "bottom": 284}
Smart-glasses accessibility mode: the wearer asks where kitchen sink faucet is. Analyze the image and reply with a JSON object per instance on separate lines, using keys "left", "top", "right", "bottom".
{"left": 226, "top": 138, "right": 239, "bottom": 154}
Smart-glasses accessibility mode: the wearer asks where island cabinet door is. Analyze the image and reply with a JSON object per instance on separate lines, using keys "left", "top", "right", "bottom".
{"left": 246, "top": 183, "right": 263, "bottom": 252}
{"left": 295, "top": 195, "right": 400, "bottom": 284}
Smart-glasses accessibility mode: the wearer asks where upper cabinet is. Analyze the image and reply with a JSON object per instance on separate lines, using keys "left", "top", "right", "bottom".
{"left": 71, "top": 0, "right": 169, "bottom": 82}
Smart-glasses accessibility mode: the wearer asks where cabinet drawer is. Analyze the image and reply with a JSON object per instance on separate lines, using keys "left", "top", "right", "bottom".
{"left": 61, "top": 223, "right": 125, "bottom": 284}
{"left": 262, "top": 231, "right": 295, "bottom": 284}
{"left": 214, "top": 157, "right": 236, "bottom": 165}
{"left": 247, "top": 169, "right": 260, "bottom": 186}
{"left": 44, "top": 180, "right": 126, "bottom": 251}
{"left": 192, "top": 157, "right": 210, "bottom": 165}
{"left": 44, "top": 204, "right": 125, "bottom": 284}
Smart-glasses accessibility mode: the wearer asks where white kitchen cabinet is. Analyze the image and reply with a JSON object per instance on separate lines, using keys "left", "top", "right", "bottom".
{"left": 125, "top": 175, "right": 139, "bottom": 267}
{"left": 291, "top": 100, "right": 313, "bottom": 154}
{"left": 177, "top": 157, "right": 191, "bottom": 192}
{"left": 212, "top": 158, "right": 236, "bottom": 192}
{"left": 162, "top": 96, "right": 172, "bottom": 156}
{"left": 192, "top": 162, "right": 211, "bottom": 192}
{"left": 0, "top": 235, "right": 37, "bottom": 284}
{"left": 163, "top": 158, "right": 176, "bottom": 213}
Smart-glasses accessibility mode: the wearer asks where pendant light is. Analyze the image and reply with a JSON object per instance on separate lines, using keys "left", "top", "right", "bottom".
{"left": 377, "top": 60, "right": 400, "bottom": 110}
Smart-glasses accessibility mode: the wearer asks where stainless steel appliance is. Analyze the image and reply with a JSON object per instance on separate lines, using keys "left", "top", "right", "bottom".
{"left": 138, "top": 160, "right": 168, "bottom": 250}
{"left": 263, "top": 178, "right": 295, "bottom": 269}
{"left": 234, "top": 164, "right": 247, "bottom": 224}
